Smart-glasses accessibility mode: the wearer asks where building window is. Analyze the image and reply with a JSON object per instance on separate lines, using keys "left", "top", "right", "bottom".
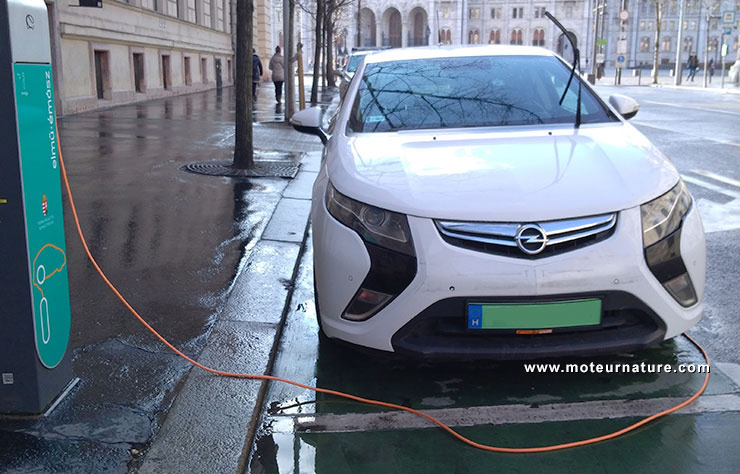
{"left": 469, "top": 8, "right": 480, "bottom": 19}
{"left": 512, "top": 7, "right": 523, "bottom": 19}
{"left": 442, "top": 4, "right": 450, "bottom": 19}
{"left": 640, "top": 21, "right": 645, "bottom": 30}
{"left": 683, "top": 36, "right": 694, "bottom": 52}
{"left": 534, "top": 6, "right": 546, "bottom": 18}
{"left": 647, "top": 21, "right": 653, "bottom": 31}
{"left": 640, "top": 36, "right": 650, "bottom": 52}
{"left": 187, "top": 0, "right": 196, "bottom": 22}
{"left": 565, "top": 4, "right": 573, "bottom": 18}
{"left": 161, "top": 54, "right": 171, "bottom": 90}
{"left": 440, "top": 28, "right": 452, "bottom": 44}
{"left": 510, "top": 28, "right": 523, "bottom": 45}
{"left": 93, "top": 50, "right": 111, "bottom": 100}
{"left": 489, "top": 29, "right": 500, "bottom": 44}
{"left": 532, "top": 28, "right": 545, "bottom": 47}
{"left": 227, "top": 59, "right": 232, "bottom": 81}
{"left": 468, "top": 29, "right": 480, "bottom": 44}
{"left": 184, "top": 56, "right": 192, "bottom": 86}
{"left": 661, "top": 37, "right": 671, "bottom": 51}
{"left": 133, "top": 52, "right": 145, "bottom": 93}
{"left": 690, "top": 21, "right": 696, "bottom": 30}
{"left": 670, "top": 21, "right": 675, "bottom": 30}
{"left": 490, "top": 7, "right": 501, "bottom": 19}
{"left": 201, "top": 57, "right": 208, "bottom": 83}
{"left": 203, "top": 0, "right": 212, "bottom": 27}
{"left": 166, "top": 0, "right": 177, "bottom": 17}
{"left": 708, "top": 37, "right": 718, "bottom": 51}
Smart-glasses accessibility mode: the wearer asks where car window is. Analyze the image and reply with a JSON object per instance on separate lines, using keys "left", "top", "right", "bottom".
{"left": 348, "top": 55, "right": 617, "bottom": 133}
{"left": 346, "top": 54, "right": 367, "bottom": 73}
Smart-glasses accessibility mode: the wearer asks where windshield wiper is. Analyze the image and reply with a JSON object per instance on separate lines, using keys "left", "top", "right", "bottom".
{"left": 545, "top": 11, "right": 581, "bottom": 129}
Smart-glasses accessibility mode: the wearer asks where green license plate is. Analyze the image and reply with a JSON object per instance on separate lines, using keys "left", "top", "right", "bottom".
{"left": 467, "top": 299, "right": 602, "bottom": 330}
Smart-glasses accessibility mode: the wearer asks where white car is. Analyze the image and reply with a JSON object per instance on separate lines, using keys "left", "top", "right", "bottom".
{"left": 291, "top": 45, "right": 706, "bottom": 359}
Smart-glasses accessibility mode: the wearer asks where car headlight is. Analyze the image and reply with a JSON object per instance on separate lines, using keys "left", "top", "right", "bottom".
{"left": 325, "top": 182, "right": 417, "bottom": 321}
{"left": 641, "top": 179, "right": 697, "bottom": 307}
{"left": 325, "top": 182, "right": 414, "bottom": 256}
{"left": 641, "top": 179, "right": 692, "bottom": 248}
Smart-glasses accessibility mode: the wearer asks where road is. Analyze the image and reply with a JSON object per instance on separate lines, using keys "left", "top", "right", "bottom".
{"left": 249, "top": 85, "right": 740, "bottom": 473}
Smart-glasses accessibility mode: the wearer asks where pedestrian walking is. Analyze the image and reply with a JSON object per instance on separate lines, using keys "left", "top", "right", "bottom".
{"left": 686, "top": 52, "right": 699, "bottom": 82}
{"left": 252, "top": 49, "right": 263, "bottom": 102}
{"left": 708, "top": 58, "right": 715, "bottom": 83}
{"left": 269, "top": 46, "right": 285, "bottom": 104}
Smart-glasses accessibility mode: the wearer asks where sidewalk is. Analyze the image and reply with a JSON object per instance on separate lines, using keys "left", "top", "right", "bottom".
{"left": 594, "top": 67, "right": 740, "bottom": 93}
{"left": 0, "top": 85, "right": 334, "bottom": 473}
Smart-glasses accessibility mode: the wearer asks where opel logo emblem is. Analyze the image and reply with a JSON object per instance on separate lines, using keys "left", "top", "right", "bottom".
{"left": 515, "top": 224, "right": 548, "bottom": 255}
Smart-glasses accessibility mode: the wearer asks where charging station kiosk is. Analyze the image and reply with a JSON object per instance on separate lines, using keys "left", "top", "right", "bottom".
{"left": 1, "top": 0, "right": 74, "bottom": 415}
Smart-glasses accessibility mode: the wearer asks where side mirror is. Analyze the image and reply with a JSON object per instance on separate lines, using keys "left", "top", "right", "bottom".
{"left": 608, "top": 94, "right": 639, "bottom": 120}
{"left": 290, "top": 107, "right": 329, "bottom": 145}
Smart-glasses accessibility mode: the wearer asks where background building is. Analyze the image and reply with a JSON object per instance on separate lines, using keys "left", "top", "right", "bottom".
{"left": 47, "top": 0, "right": 239, "bottom": 115}
{"left": 343, "top": 0, "right": 738, "bottom": 71}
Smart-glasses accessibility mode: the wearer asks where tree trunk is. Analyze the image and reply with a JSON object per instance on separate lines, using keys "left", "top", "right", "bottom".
{"left": 325, "top": 0, "right": 336, "bottom": 87}
{"left": 233, "top": 0, "right": 254, "bottom": 169}
{"left": 310, "top": 0, "right": 324, "bottom": 104}
{"left": 651, "top": 2, "right": 661, "bottom": 85}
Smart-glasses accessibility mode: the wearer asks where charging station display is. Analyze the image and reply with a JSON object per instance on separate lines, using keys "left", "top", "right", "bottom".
{"left": 13, "top": 62, "right": 71, "bottom": 369}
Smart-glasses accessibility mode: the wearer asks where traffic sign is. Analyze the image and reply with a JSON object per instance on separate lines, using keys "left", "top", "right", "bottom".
{"left": 722, "top": 11, "right": 735, "bottom": 23}
{"left": 617, "top": 39, "right": 627, "bottom": 54}
{"left": 619, "top": 9, "right": 630, "bottom": 22}
{"left": 617, "top": 55, "right": 625, "bottom": 63}
{"left": 724, "top": 28, "right": 733, "bottom": 35}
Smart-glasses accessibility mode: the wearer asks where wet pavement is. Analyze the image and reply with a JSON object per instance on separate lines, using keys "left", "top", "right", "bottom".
{"left": 0, "top": 85, "right": 327, "bottom": 472}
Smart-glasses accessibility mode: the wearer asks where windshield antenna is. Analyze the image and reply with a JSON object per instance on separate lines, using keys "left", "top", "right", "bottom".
{"left": 545, "top": 11, "right": 581, "bottom": 129}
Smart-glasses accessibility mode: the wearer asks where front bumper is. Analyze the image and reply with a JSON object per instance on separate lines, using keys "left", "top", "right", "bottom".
{"left": 312, "top": 190, "right": 705, "bottom": 359}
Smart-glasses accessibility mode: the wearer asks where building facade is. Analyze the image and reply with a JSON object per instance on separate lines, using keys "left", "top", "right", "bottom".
{"left": 47, "top": 0, "right": 237, "bottom": 115}
{"left": 344, "top": 0, "right": 739, "bottom": 70}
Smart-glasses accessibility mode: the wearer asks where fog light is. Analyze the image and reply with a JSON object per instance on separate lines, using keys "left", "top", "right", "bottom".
{"left": 663, "top": 273, "right": 698, "bottom": 307}
{"left": 343, "top": 288, "right": 393, "bottom": 321}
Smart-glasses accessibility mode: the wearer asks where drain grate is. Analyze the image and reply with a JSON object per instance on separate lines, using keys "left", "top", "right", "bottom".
{"left": 182, "top": 160, "right": 300, "bottom": 178}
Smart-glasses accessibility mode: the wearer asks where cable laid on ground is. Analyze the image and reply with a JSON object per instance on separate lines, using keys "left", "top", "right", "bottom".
{"left": 57, "top": 133, "right": 711, "bottom": 453}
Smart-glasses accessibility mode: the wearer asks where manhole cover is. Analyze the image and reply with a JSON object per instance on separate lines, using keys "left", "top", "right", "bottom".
{"left": 181, "top": 160, "right": 300, "bottom": 178}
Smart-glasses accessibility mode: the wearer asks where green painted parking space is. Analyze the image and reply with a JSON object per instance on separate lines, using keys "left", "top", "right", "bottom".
{"left": 256, "top": 412, "right": 740, "bottom": 473}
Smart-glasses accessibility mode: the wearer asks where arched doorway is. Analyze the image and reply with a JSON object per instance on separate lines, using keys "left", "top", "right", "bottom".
{"left": 383, "top": 8, "right": 402, "bottom": 48}
{"left": 409, "top": 7, "right": 428, "bottom": 46}
{"left": 557, "top": 31, "right": 578, "bottom": 64}
{"left": 360, "top": 8, "right": 376, "bottom": 47}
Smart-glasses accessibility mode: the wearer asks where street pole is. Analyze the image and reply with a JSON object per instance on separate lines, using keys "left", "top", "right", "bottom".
{"left": 591, "top": 0, "right": 600, "bottom": 81}
{"left": 720, "top": 33, "right": 726, "bottom": 88}
{"left": 703, "top": 5, "right": 710, "bottom": 87}
{"left": 675, "top": 0, "right": 685, "bottom": 85}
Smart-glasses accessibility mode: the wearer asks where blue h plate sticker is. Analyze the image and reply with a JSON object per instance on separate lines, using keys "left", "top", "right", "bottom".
{"left": 468, "top": 305, "right": 483, "bottom": 329}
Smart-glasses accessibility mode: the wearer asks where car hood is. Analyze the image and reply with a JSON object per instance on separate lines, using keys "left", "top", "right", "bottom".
{"left": 328, "top": 124, "right": 679, "bottom": 222}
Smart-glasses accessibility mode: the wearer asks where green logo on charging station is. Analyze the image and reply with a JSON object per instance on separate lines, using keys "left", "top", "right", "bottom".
{"left": 14, "top": 63, "right": 71, "bottom": 369}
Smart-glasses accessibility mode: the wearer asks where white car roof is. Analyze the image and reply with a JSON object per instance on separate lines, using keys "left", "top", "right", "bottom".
{"left": 364, "top": 45, "right": 555, "bottom": 65}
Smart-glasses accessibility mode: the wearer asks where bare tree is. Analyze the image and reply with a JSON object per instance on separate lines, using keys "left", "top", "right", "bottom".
{"left": 233, "top": 0, "right": 254, "bottom": 169}
{"left": 310, "top": 0, "right": 324, "bottom": 104}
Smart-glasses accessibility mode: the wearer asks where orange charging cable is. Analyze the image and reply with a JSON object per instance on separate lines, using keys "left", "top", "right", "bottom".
{"left": 57, "top": 134, "right": 710, "bottom": 453}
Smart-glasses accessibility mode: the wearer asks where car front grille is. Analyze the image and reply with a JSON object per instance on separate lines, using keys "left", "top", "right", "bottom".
{"left": 435, "top": 213, "right": 617, "bottom": 259}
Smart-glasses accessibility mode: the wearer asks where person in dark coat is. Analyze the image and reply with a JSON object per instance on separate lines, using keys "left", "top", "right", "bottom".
{"left": 252, "top": 49, "right": 263, "bottom": 102}
{"left": 686, "top": 52, "right": 699, "bottom": 82}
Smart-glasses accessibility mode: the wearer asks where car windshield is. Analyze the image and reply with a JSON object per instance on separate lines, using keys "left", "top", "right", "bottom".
{"left": 348, "top": 55, "right": 617, "bottom": 132}
{"left": 346, "top": 53, "right": 369, "bottom": 73}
